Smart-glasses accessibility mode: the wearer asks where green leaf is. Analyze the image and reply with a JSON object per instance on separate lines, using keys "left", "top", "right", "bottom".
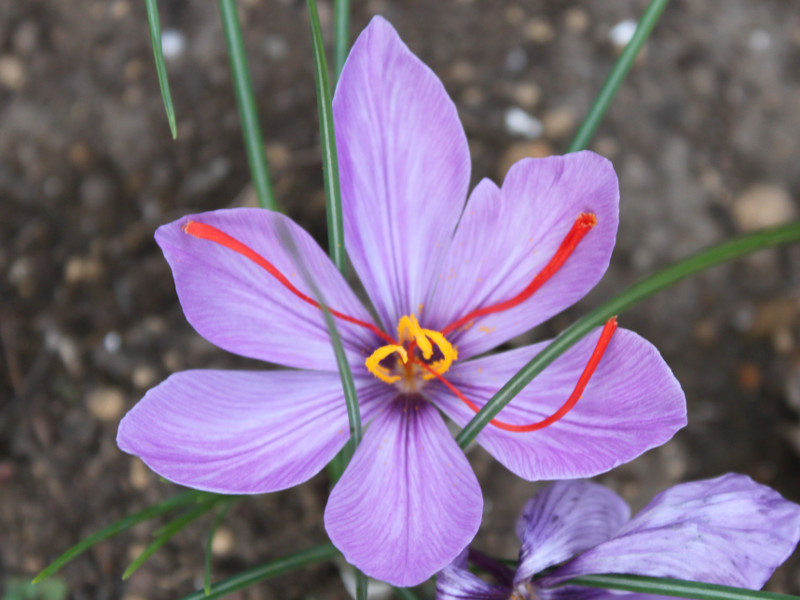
{"left": 393, "top": 586, "right": 423, "bottom": 600}
{"left": 218, "top": 0, "right": 278, "bottom": 211}
{"left": 123, "top": 496, "right": 226, "bottom": 580}
{"left": 567, "top": 574, "right": 800, "bottom": 600}
{"left": 308, "top": 0, "right": 347, "bottom": 274}
{"left": 145, "top": 0, "right": 178, "bottom": 139}
{"left": 33, "top": 489, "right": 211, "bottom": 583}
{"left": 567, "top": 0, "right": 670, "bottom": 153}
{"left": 204, "top": 499, "right": 235, "bottom": 594}
{"left": 356, "top": 570, "right": 368, "bottom": 600}
{"left": 333, "top": 0, "right": 351, "bottom": 82}
{"left": 456, "top": 221, "right": 800, "bottom": 448}
{"left": 178, "top": 544, "right": 340, "bottom": 600}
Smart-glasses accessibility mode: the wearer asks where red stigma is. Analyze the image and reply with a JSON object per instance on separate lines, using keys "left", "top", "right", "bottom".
{"left": 417, "top": 317, "right": 618, "bottom": 432}
{"left": 441, "top": 212, "right": 597, "bottom": 336}
{"left": 183, "top": 220, "right": 396, "bottom": 345}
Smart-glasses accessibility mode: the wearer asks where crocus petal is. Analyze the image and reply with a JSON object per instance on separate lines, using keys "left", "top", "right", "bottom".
{"left": 514, "top": 481, "right": 630, "bottom": 583}
{"left": 325, "top": 395, "right": 482, "bottom": 586}
{"left": 117, "top": 369, "right": 385, "bottom": 494}
{"left": 425, "top": 152, "right": 618, "bottom": 359}
{"left": 156, "top": 208, "right": 381, "bottom": 371}
{"left": 437, "top": 550, "right": 511, "bottom": 600}
{"left": 430, "top": 327, "right": 686, "bottom": 480}
{"left": 542, "top": 474, "right": 800, "bottom": 590}
{"left": 334, "top": 16, "right": 471, "bottom": 330}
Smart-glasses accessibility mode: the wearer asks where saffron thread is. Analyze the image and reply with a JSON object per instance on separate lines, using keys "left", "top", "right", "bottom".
{"left": 441, "top": 213, "right": 597, "bottom": 336}
{"left": 416, "top": 317, "right": 618, "bottom": 432}
{"left": 183, "top": 221, "right": 396, "bottom": 344}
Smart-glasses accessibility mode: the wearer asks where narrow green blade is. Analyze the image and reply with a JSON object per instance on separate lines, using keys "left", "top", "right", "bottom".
{"left": 567, "top": 0, "right": 670, "bottom": 152}
{"left": 394, "top": 586, "right": 423, "bottom": 600}
{"left": 145, "top": 0, "right": 178, "bottom": 139}
{"left": 333, "top": 0, "right": 351, "bottom": 82}
{"left": 457, "top": 221, "right": 800, "bottom": 448}
{"left": 123, "top": 497, "right": 225, "bottom": 580}
{"left": 308, "top": 0, "right": 347, "bottom": 273}
{"left": 568, "top": 574, "right": 800, "bottom": 600}
{"left": 218, "top": 0, "right": 278, "bottom": 211}
{"left": 33, "top": 490, "right": 210, "bottom": 583}
{"left": 178, "top": 544, "right": 340, "bottom": 600}
{"left": 204, "top": 499, "right": 235, "bottom": 594}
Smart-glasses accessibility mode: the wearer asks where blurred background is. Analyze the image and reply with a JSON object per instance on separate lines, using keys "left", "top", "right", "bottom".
{"left": 2, "top": 0, "right": 800, "bottom": 598}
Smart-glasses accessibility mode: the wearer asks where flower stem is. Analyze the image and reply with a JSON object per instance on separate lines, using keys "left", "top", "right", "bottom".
{"left": 218, "top": 0, "right": 278, "bottom": 210}
{"left": 567, "top": 0, "right": 670, "bottom": 153}
{"left": 457, "top": 221, "right": 800, "bottom": 448}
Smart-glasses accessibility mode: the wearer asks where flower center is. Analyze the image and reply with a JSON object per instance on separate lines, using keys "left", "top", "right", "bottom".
{"left": 364, "top": 314, "right": 458, "bottom": 391}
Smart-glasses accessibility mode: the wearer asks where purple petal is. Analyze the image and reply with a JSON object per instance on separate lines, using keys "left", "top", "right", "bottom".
{"left": 436, "top": 550, "right": 511, "bottom": 600}
{"left": 117, "top": 369, "right": 386, "bottom": 494}
{"left": 156, "top": 208, "right": 381, "bottom": 371}
{"left": 543, "top": 474, "right": 800, "bottom": 590}
{"left": 514, "top": 481, "right": 630, "bottom": 583}
{"left": 324, "top": 395, "right": 482, "bottom": 586}
{"left": 334, "top": 16, "right": 471, "bottom": 330}
{"left": 430, "top": 328, "right": 686, "bottom": 480}
{"left": 425, "top": 152, "right": 618, "bottom": 359}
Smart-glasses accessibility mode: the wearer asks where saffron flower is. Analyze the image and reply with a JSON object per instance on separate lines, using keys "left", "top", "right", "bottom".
{"left": 117, "top": 17, "right": 686, "bottom": 586}
{"left": 436, "top": 474, "right": 800, "bottom": 600}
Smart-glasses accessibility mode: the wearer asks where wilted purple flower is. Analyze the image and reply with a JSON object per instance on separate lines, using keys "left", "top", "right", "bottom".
{"left": 437, "top": 474, "right": 800, "bottom": 600}
{"left": 117, "top": 17, "right": 686, "bottom": 586}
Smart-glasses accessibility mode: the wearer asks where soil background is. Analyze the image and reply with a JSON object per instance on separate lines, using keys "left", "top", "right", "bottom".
{"left": 3, "top": 1, "right": 800, "bottom": 599}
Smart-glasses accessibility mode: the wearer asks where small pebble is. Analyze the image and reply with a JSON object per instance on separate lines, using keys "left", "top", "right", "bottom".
{"left": 524, "top": 18, "right": 555, "bottom": 44}
{"left": 732, "top": 183, "right": 797, "bottom": 231}
{"left": 449, "top": 59, "right": 475, "bottom": 83}
{"left": 505, "top": 48, "right": 527, "bottom": 72}
{"left": 132, "top": 365, "right": 158, "bottom": 389}
{"left": 749, "top": 29, "right": 771, "bottom": 51}
{"left": 510, "top": 82, "right": 541, "bottom": 109}
{"left": 564, "top": 8, "right": 590, "bottom": 34}
{"left": 130, "top": 458, "right": 152, "bottom": 490}
{"left": 0, "top": 54, "right": 25, "bottom": 90}
{"left": 504, "top": 5, "right": 525, "bottom": 23}
{"left": 736, "top": 362, "right": 762, "bottom": 392}
{"left": 504, "top": 107, "right": 542, "bottom": 139}
{"left": 161, "top": 29, "right": 186, "bottom": 60}
{"left": 542, "top": 107, "right": 577, "bottom": 139}
{"left": 64, "top": 256, "right": 102, "bottom": 284}
{"left": 609, "top": 19, "right": 637, "bottom": 48}
{"left": 211, "top": 527, "right": 236, "bottom": 556}
{"left": 86, "top": 387, "right": 126, "bottom": 422}
{"left": 104, "top": 331, "right": 122, "bottom": 353}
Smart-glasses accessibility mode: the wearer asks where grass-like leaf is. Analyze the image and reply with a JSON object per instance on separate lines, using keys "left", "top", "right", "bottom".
{"left": 567, "top": 0, "right": 670, "bottom": 153}
{"left": 123, "top": 496, "right": 227, "bottom": 580}
{"left": 178, "top": 544, "right": 340, "bottom": 600}
{"left": 204, "top": 499, "right": 235, "bottom": 594}
{"left": 218, "top": 0, "right": 277, "bottom": 211}
{"left": 333, "top": 0, "right": 351, "bottom": 82}
{"left": 308, "top": 0, "right": 347, "bottom": 274}
{"left": 145, "top": 0, "right": 178, "bottom": 139}
{"left": 568, "top": 574, "right": 800, "bottom": 600}
{"left": 456, "top": 221, "right": 800, "bottom": 448}
{"left": 33, "top": 490, "right": 211, "bottom": 583}
{"left": 393, "top": 586, "right": 423, "bottom": 600}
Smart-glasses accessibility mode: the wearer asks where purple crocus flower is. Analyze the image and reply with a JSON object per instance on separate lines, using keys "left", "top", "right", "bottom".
{"left": 437, "top": 474, "right": 800, "bottom": 600}
{"left": 117, "top": 17, "right": 686, "bottom": 586}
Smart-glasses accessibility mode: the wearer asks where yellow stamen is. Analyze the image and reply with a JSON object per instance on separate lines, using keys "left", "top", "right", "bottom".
{"left": 397, "top": 314, "right": 433, "bottom": 359}
{"left": 419, "top": 329, "right": 458, "bottom": 380}
{"left": 365, "top": 344, "right": 408, "bottom": 384}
